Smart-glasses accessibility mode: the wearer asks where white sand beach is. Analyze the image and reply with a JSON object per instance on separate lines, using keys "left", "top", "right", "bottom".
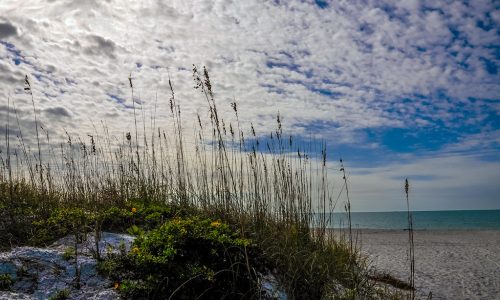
{"left": 357, "top": 230, "right": 500, "bottom": 299}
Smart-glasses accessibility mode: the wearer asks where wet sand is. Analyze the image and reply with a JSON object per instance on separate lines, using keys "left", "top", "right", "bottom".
{"left": 356, "top": 230, "right": 500, "bottom": 299}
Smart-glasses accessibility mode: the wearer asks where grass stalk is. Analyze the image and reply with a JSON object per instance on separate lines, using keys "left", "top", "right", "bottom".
{"left": 405, "top": 178, "right": 415, "bottom": 300}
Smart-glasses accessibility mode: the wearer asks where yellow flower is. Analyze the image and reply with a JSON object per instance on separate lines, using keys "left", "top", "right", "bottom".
{"left": 211, "top": 220, "right": 221, "bottom": 228}
{"left": 114, "top": 282, "right": 120, "bottom": 290}
{"left": 131, "top": 207, "right": 137, "bottom": 213}
{"left": 132, "top": 246, "right": 140, "bottom": 254}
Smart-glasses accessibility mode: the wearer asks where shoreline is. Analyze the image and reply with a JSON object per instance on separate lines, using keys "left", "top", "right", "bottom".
{"left": 349, "top": 229, "right": 500, "bottom": 299}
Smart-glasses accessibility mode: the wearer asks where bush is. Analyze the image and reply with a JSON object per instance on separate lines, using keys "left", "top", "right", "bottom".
{"left": 98, "top": 202, "right": 178, "bottom": 232}
{"left": 30, "top": 208, "right": 90, "bottom": 246}
{"left": 27, "top": 203, "right": 175, "bottom": 246}
{"left": 99, "top": 216, "right": 263, "bottom": 299}
{"left": 97, "top": 206, "right": 134, "bottom": 232}
{"left": 129, "top": 203, "right": 175, "bottom": 230}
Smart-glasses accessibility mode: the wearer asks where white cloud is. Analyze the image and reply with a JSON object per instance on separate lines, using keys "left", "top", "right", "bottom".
{"left": 0, "top": 0, "right": 496, "bottom": 136}
{"left": 346, "top": 153, "right": 500, "bottom": 211}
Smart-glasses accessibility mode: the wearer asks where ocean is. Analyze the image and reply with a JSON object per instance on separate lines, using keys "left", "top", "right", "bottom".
{"left": 320, "top": 209, "right": 500, "bottom": 230}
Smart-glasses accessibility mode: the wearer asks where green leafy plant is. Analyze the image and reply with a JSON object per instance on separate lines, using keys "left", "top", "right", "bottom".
{"left": 30, "top": 208, "right": 90, "bottom": 246}
{"left": 97, "top": 206, "right": 133, "bottom": 232}
{"left": 99, "top": 217, "right": 260, "bottom": 299}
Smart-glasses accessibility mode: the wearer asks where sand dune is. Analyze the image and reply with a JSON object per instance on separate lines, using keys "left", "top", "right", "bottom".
{"left": 357, "top": 230, "right": 500, "bottom": 299}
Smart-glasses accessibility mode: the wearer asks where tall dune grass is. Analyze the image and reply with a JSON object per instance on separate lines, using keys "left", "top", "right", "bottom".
{"left": 0, "top": 66, "right": 399, "bottom": 298}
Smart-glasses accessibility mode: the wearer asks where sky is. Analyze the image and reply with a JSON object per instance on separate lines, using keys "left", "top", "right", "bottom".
{"left": 0, "top": 0, "right": 499, "bottom": 211}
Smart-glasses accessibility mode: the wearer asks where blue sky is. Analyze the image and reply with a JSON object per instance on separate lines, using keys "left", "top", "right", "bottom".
{"left": 0, "top": 0, "right": 499, "bottom": 211}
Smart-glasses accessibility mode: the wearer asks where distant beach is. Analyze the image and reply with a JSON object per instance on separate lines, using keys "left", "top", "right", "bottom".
{"left": 358, "top": 229, "right": 500, "bottom": 299}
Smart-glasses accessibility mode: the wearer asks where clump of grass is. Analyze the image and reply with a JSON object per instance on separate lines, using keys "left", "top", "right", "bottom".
{"left": 340, "top": 158, "right": 353, "bottom": 254}
{"left": 0, "top": 274, "right": 14, "bottom": 291}
{"left": 0, "top": 66, "right": 399, "bottom": 299}
{"left": 48, "top": 289, "right": 70, "bottom": 300}
{"left": 62, "top": 247, "right": 76, "bottom": 261}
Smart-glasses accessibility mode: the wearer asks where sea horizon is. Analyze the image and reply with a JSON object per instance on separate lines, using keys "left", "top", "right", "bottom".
{"left": 317, "top": 209, "right": 500, "bottom": 230}
{"left": 349, "top": 208, "right": 500, "bottom": 213}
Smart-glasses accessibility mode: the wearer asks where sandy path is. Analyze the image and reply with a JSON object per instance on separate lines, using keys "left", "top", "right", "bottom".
{"left": 355, "top": 230, "right": 500, "bottom": 299}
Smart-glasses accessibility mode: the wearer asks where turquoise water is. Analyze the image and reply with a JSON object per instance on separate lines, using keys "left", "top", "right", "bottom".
{"left": 320, "top": 210, "right": 500, "bottom": 230}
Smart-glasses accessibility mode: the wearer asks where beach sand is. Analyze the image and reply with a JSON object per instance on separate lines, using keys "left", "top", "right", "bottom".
{"left": 355, "top": 229, "right": 500, "bottom": 299}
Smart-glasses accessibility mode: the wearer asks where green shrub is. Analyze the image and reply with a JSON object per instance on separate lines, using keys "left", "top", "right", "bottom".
{"left": 27, "top": 204, "right": 173, "bottom": 246}
{"left": 98, "top": 203, "right": 175, "bottom": 232}
{"left": 131, "top": 203, "right": 174, "bottom": 230}
{"left": 30, "top": 208, "right": 91, "bottom": 246}
{"left": 99, "top": 216, "right": 262, "bottom": 299}
{"left": 98, "top": 206, "right": 134, "bottom": 232}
